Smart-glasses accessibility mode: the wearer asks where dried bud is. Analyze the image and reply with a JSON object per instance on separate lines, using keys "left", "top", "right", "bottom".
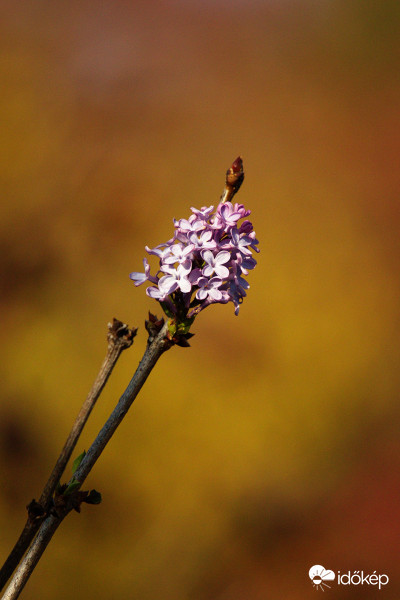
{"left": 26, "top": 499, "right": 45, "bottom": 520}
{"left": 173, "top": 332, "right": 195, "bottom": 347}
{"left": 107, "top": 318, "right": 137, "bottom": 349}
{"left": 145, "top": 312, "right": 165, "bottom": 341}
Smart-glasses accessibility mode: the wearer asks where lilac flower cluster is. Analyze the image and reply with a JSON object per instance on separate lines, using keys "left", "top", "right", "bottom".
{"left": 130, "top": 200, "right": 259, "bottom": 318}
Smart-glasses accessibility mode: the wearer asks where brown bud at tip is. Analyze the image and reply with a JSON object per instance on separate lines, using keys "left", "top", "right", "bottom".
{"left": 221, "top": 156, "right": 245, "bottom": 203}
{"left": 229, "top": 155, "right": 244, "bottom": 176}
{"left": 226, "top": 156, "right": 244, "bottom": 189}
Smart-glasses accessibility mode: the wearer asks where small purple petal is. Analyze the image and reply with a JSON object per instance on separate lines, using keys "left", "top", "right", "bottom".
{"left": 188, "top": 268, "right": 202, "bottom": 284}
{"left": 190, "top": 205, "right": 214, "bottom": 219}
{"left": 129, "top": 271, "right": 147, "bottom": 286}
{"left": 129, "top": 258, "right": 151, "bottom": 286}
{"left": 146, "top": 286, "right": 167, "bottom": 300}
{"left": 145, "top": 245, "right": 172, "bottom": 261}
{"left": 158, "top": 275, "right": 179, "bottom": 295}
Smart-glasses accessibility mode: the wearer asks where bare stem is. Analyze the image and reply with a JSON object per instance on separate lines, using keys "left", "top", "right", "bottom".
{"left": 1, "top": 514, "right": 69, "bottom": 600}
{"left": 73, "top": 321, "right": 169, "bottom": 485}
{"left": 1, "top": 321, "right": 170, "bottom": 600}
{"left": 39, "top": 319, "right": 136, "bottom": 507}
{"left": 0, "top": 319, "right": 136, "bottom": 592}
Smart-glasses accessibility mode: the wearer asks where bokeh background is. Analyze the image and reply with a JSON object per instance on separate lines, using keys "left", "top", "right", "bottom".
{"left": 1, "top": 1, "right": 399, "bottom": 598}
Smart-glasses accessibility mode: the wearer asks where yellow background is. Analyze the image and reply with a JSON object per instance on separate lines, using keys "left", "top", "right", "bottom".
{"left": 0, "top": 1, "right": 399, "bottom": 598}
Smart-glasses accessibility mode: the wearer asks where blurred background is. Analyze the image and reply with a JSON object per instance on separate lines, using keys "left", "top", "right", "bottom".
{"left": 0, "top": 0, "right": 399, "bottom": 598}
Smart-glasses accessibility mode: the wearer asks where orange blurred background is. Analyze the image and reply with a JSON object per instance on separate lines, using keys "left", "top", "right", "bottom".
{"left": 1, "top": 1, "right": 399, "bottom": 598}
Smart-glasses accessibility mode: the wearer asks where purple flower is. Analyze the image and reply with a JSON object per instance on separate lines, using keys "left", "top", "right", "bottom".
{"left": 188, "top": 230, "right": 217, "bottom": 251}
{"left": 248, "top": 231, "right": 260, "bottom": 253}
{"left": 160, "top": 263, "right": 192, "bottom": 294}
{"left": 236, "top": 253, "right": 257, "bottom": 275}
{"left": 213, "top": 202, "right": 243, "bottom": 230}
{"left": 129, "top": 258, "right": 151, "bottom": 286}
{"left": 238, "top": 220, "right": 254, "bottom": 235}
{"left": 221, "top": 227, "right": 253, "bottom": 256}
{"left": 196, "top": 276, "right": 223, "bottom": 301}
{"left": 146, "top": 285, "right": 168, "bottom": 301}
{"left": 145, "top": 244, "right": 172, "bottom": 262}
{"left": 174, "top": 215, "right": 205, "bottom": 234}
{"left": 130, "top": 176, "right": 258, "bottom": 319}
{"left": 201, "top": 249, "right": 230, "bottom": 278}
{"left": 227, "top": 261, "right": 250, "bottom": 314}
{"left": 190, "top": 205, "right": 214, "bottom": 220}
{"left": 163, "top": 242, "right": 194, "bottom": 267}
{"left": 233, "top": 203, "right": 251, "bottom": 219}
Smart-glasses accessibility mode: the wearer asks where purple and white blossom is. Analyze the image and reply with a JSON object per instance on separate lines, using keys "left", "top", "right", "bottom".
{"left": 130, "top": 258, "right": 154, "bottom": 286}
{"left": 159, "top": 263, "right": 192, "bottom": 294}
{"left": 146, "top": 284, "right": 168, "bottom": 301}
{"left": 145, "top": 244, "right": 172, "bottom": 261}
{"left": 190, "top": 205, "right": 214, "bottom": 220}
{"left": 201, "top": 250, "right": 230, "bottom": 278}
{"left": 130, "top": 195, "right": 258, "bottom": 318}
{"left": 163, "top": 242, "right": 194, "bottom": 267}
{"left": 212, "top": 202, "right": 243, "bottom": 230}
{"left": 173, "top": 215, "right": 205, "bottom": 234}
{"left": 187, "top": 230, "right": 217, "bottom": 251}
{"left": 236, "top": 252, "right": 257, "bottom": 275}
{"left": 196, "top": 276, "right": 223, "bottom": 301}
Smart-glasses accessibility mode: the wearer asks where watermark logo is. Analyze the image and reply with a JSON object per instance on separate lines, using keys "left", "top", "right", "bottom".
{"left": 309, "top": 565, "right": 389, "bottom": 591}
{"left": 337, "top": 570, "right": 389, "bottom": 590}
{"left": 309, "top": 565, "right": 335, "bottom": 590}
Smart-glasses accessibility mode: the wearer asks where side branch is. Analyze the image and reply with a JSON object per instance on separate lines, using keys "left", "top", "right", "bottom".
{"left": 40, "top": 319, "right": 136, "bottom": 506}
{"left": 0, "top": 319, "right": 136, "bottom": 592}
{"left": 73, "top": 321, "right": 169, "bottom": 485}
{"left": 2, "top": 321, "right": 170, "bottom": 600}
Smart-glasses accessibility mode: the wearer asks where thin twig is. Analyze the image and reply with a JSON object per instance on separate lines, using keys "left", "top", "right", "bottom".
{"left": 40, "top": 319, "right": 136, "bottom": 506}
{"left": 1, "top": 321, "right": 170, "bottom": 600}
{"left": 0, "top": 319, "right": 136, "bottom": 592}
{"left": 73, "top": 321, "right": 169, "bottom": 484}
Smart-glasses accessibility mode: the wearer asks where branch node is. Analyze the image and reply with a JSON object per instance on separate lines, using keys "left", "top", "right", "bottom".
{"left": 145, "top": 312, "right": 165, "bottom": 343}
{"left": 26, "top": 500, "right": 45, "bottom": 521}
